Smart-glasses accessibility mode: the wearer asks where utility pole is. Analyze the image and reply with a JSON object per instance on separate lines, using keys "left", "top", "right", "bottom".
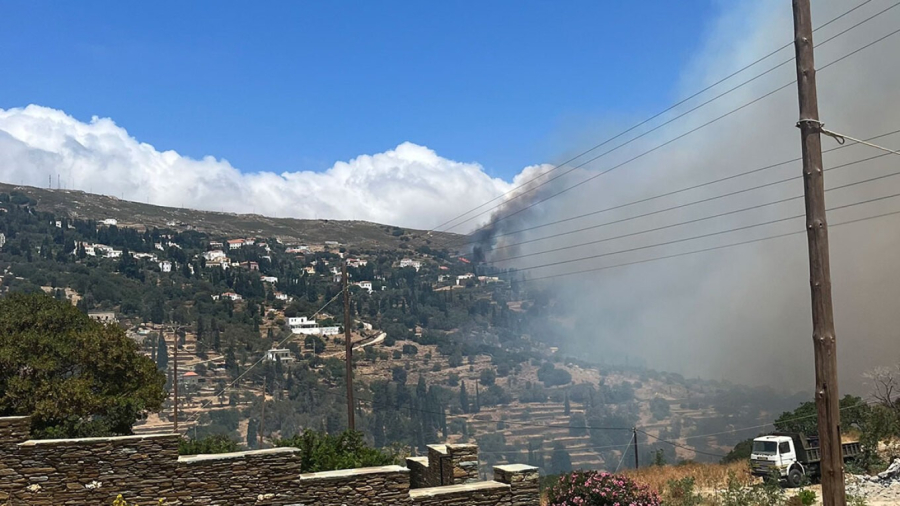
{"left": 342, "top": 261, "right": 355, "bottom": 431}
{"left": 791, "top": 1, "right": 845, "bottom": 504}
{"left": 172, "top": 327, "right": 179, "bottom": 433}
{"left": 259, "top": 379, "right": 266, "bottom": 449}
{"left": 633, "top": 427, "right": 639, "bottom": 469}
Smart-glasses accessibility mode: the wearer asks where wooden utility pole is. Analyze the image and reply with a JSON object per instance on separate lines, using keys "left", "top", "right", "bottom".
{"left": 343, "top": 262, "right": 355, "bottom": 431}
{"left": 791, "top": 1, "right": 846, "bottom": 504}
{"left": 632, "top": 427, "right": 639, "bottom": 469}
{"left": 259, "top": 380, "right": 266, "bottom": 448}
{"left": 172, "top": 328, "right": 179, "bottom": 433}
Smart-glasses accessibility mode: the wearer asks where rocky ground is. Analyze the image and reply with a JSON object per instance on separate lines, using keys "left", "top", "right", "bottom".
{"left": 843, "top": 458, "right": 900, "bottom": 505}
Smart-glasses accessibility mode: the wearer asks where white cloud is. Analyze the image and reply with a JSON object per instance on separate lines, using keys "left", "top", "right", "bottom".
{"left": 0, "top": 105, "right": 524, "bottom": 231}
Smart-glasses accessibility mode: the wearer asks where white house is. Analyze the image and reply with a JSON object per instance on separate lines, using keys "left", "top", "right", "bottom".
{"left": 288, "top": 316, "right": 339, "bottom": 336}
{"left": 209, "top": 241, "right": 224, "bottom": 249}
{"left": 274, "top": 292, "right": 290, "bottom": 301}
{"left": 88, "top": 311, "right": 117, "bottom": 324}
{"left": 155, "top": 243, "right": 165, "bottom": 251}
{"left": 347, "top": 258, "right": 368, "bottom": 268}
{"left": 288, "top": 316, "right": 316, "bottom": 328}
{"left": 107, "top": 249, "right": 123, "bottom": 259}
{"left": 227, "top": 239, "right": 244, "bottom": 250}
{"left": 203, "top": 250, "right": 227, "bottom": 262}
{"left": 244, "top": 238, "right": 256, "bottom": 246}
{"left": 100, "top": 218, "right": 118, "bottom": 226}
{"left": 159, "top": 261, "right": 172, "bottom": 273}
{"left": 211, "top": 294, "right": 221, "bottom": 301}
{"left": 261, "top": 276, "right": 278, "bottom": 283}
{"left": 356, "top": 281, "right": 373, "bottom": 294}
{"left": 134, "top": 252, "right": 158, "bottom": 261}
{"left": 457, "top": 273, "right": 475, "bottom": 285}
{"left": 265, "top": 348, "right": 296, "bottom": 363}
{"left": 400, "top": 258, "right": 422, "bottom": 271}
{"left": 221, "top": 292, "right": 243, "bottom": 301}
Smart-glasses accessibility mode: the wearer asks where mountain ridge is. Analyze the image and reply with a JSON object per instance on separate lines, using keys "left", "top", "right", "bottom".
{"left": 0, "top": 181, "right": 463, "bottom": 249}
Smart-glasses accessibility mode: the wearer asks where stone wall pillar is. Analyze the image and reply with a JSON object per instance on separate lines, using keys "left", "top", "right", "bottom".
{"left": 406, "top": 456, "right": 429, "bottom": 488}
{"left": 446, "top": 444, "right": 479, "bottom": 484}
{"left": 494, "top": 464, "right": 540, "bottom": 506}
{"left": 0, "top": 416, "right": 30, "bottom": 503}
{"left": 426, "top": 444, "right": 450, "bottom": 486}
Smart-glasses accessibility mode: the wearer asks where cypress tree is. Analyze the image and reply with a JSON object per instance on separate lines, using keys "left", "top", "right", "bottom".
{"left": 459, "top": 381, "right": 469, "bottom": 414}
{"left": 156, "top": 334, "right": 169, "bottom": 371}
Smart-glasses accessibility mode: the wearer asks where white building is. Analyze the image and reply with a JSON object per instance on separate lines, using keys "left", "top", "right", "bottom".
{"left": 457, "top": 273, "right": 475, "bottom": 285}
{"left": 203, "top": 250, "right": 227, "bottom": 262}
{"left": 274, "top": 292, "right": 290, "bottom": 301}
{"left": 227, "top": 239, "right": 244, "bottom": 250}
{"left": 265, "top": 348, "right": 296, "bottom": 363}
{"left": 288, "top": 316, "right": 339, "bottom": 336}
{"left": 0, "top": 233, "right": 5, "bottom": 248}
{"left": 88, "top": 311, "right": 117, "bottom": 324}
{"left": 261, "top": 276, "right": 278, "bottom": 283}
{"left": 134, "top": 252, "right": 158, "bottom": 261}
{"left": 356, "top": 281, "right": 373, "bottom": 294}
{"left": 100, "top": 218, "right": 118, "bottom": 226}
{"left": 155, "top": 243, "right": 165, "bottom": 251}
{"left": 221, "top": 292, "right": 243, "bottom": 301}
{"left": 400, "top": 258, "right": 422, "bottom": 271}
{"left": 347, "top": 258, "right": 368, "bottom": 268}
{"left": 159, "top": 261, "right": 172, "bottom": 273}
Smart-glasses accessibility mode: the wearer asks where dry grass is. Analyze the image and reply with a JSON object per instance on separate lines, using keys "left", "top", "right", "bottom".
{"left": 622, "top": 461, "right": 754, "bottom": 495}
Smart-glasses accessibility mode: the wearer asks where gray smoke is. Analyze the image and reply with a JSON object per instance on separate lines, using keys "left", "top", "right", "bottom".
{"left": 478, "top": 0, "right": 900, "bottom": 393}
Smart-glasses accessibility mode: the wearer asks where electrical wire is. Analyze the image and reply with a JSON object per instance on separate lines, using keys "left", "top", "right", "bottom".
{"left": 428, "top": 0, "right": 880, "bottom": 235}
{"left": 436, "top": 1, "right": 900, "bottom": 236}
{"left": 451, "top": 129, "right": 900, "bottom": 251}
{"left": 490, "top": 151, "right": 900, "bottom": 264}
{"left": 180, "top": 288, "right": 348, "bottom": 430}
{"left": 507, "top": 202, "right": 900, "bottom": 284}
{"left": 497, "top": 188, "right": 900, "bottom": 274}
{"left": 637, "top": 429, "right": 728, "bottom": 458}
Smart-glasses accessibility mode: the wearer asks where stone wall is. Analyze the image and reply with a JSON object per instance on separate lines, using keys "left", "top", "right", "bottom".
{"left": 0, "top": 415, "right": 539, "bottom": 506}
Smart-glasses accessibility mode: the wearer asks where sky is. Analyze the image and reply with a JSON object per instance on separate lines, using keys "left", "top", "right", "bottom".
{"left": 2, "top": 0, "right": 900, "bottom": 389}
{"left": 0, "top": 1, "right": 714, "bottom": 181}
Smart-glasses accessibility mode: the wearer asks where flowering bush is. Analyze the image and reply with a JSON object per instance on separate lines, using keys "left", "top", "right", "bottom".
{"left": 547, "top": 470, "right": 661, "bottom": 506}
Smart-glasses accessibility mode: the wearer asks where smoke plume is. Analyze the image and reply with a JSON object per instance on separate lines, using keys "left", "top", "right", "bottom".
{"left": 478, "top": 0, "right": 900, "bottom": 392}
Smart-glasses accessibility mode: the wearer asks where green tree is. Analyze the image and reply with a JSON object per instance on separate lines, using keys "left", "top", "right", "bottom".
{"left": 156, "top": 334, "right": 169, "bottom": 371}
{"left": 459, "top": 381, "right": 469, "bottom": 414}
{"left": 549, "top": 442, "right": 572, "bottom": 475}
{"left": 275, "top": 429, "right": 398, "bottom": 472}
{"left": 0, "top": 293, "right": 166, "bottom": 437}
{"left": 247, "top": 417, "right": 259, "bottom": 449}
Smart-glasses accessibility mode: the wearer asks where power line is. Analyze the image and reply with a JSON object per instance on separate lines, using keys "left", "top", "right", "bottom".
{"left": 497, "top": 188, "right": 900, "bottom": 274}
{"left": 181, "top": 288, "right": 347, "bottom": 431}
{"left": 637, "top": 429, "right": 728, "bottom": 458}
{"left": 489, "top": 150, "right": 900, "bottom": 264}
{"left": 470, "top": 129, "right": 900, "bottom": 251}
{"left": 436, "top": 1, "right": 900, "bottom": 236}
{"left": 505, "top": 203, "right": 900, "bottom": 284}
{"left": 428, "top": 0, "right": 880, "bottom": 234}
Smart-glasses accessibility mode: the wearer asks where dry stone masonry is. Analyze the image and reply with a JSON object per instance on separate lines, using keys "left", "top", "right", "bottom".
{"left": 0, "top": 416, "right": 539, "bottom": 505}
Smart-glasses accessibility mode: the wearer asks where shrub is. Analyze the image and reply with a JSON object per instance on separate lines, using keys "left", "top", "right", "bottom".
{"left": 663, "top": 477, "right": 703, "bottom": 506}
{"left": 546, "top": 470, "right": 660, "bottom": 506}
{"left": 275, "top": 429, "right": 399, "bottom": 472}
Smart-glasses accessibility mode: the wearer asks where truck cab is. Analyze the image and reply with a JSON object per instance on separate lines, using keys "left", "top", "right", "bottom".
{"left": 750, "top": 435, "right": 798, "bottom": 481}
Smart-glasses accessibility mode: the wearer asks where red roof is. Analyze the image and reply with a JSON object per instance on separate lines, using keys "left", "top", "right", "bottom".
{"left": 183, "top": 372, "right": 199, "bottom": 377}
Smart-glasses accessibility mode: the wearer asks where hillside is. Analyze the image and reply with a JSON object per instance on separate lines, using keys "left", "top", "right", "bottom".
{"left": 0, "top": 185, "right": 812, "bottom": 477}
{"left": 0, "top": 182, "right": 461, "bottom": 249}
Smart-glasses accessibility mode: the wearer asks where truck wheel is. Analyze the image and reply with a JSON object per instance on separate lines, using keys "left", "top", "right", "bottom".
{"left": 787, "top": 467, "right": 804, "bottom": 488}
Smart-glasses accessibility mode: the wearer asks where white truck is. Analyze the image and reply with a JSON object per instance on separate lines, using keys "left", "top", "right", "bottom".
{"left": 750, "top": 432, "right": 861, "bottom": 487}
